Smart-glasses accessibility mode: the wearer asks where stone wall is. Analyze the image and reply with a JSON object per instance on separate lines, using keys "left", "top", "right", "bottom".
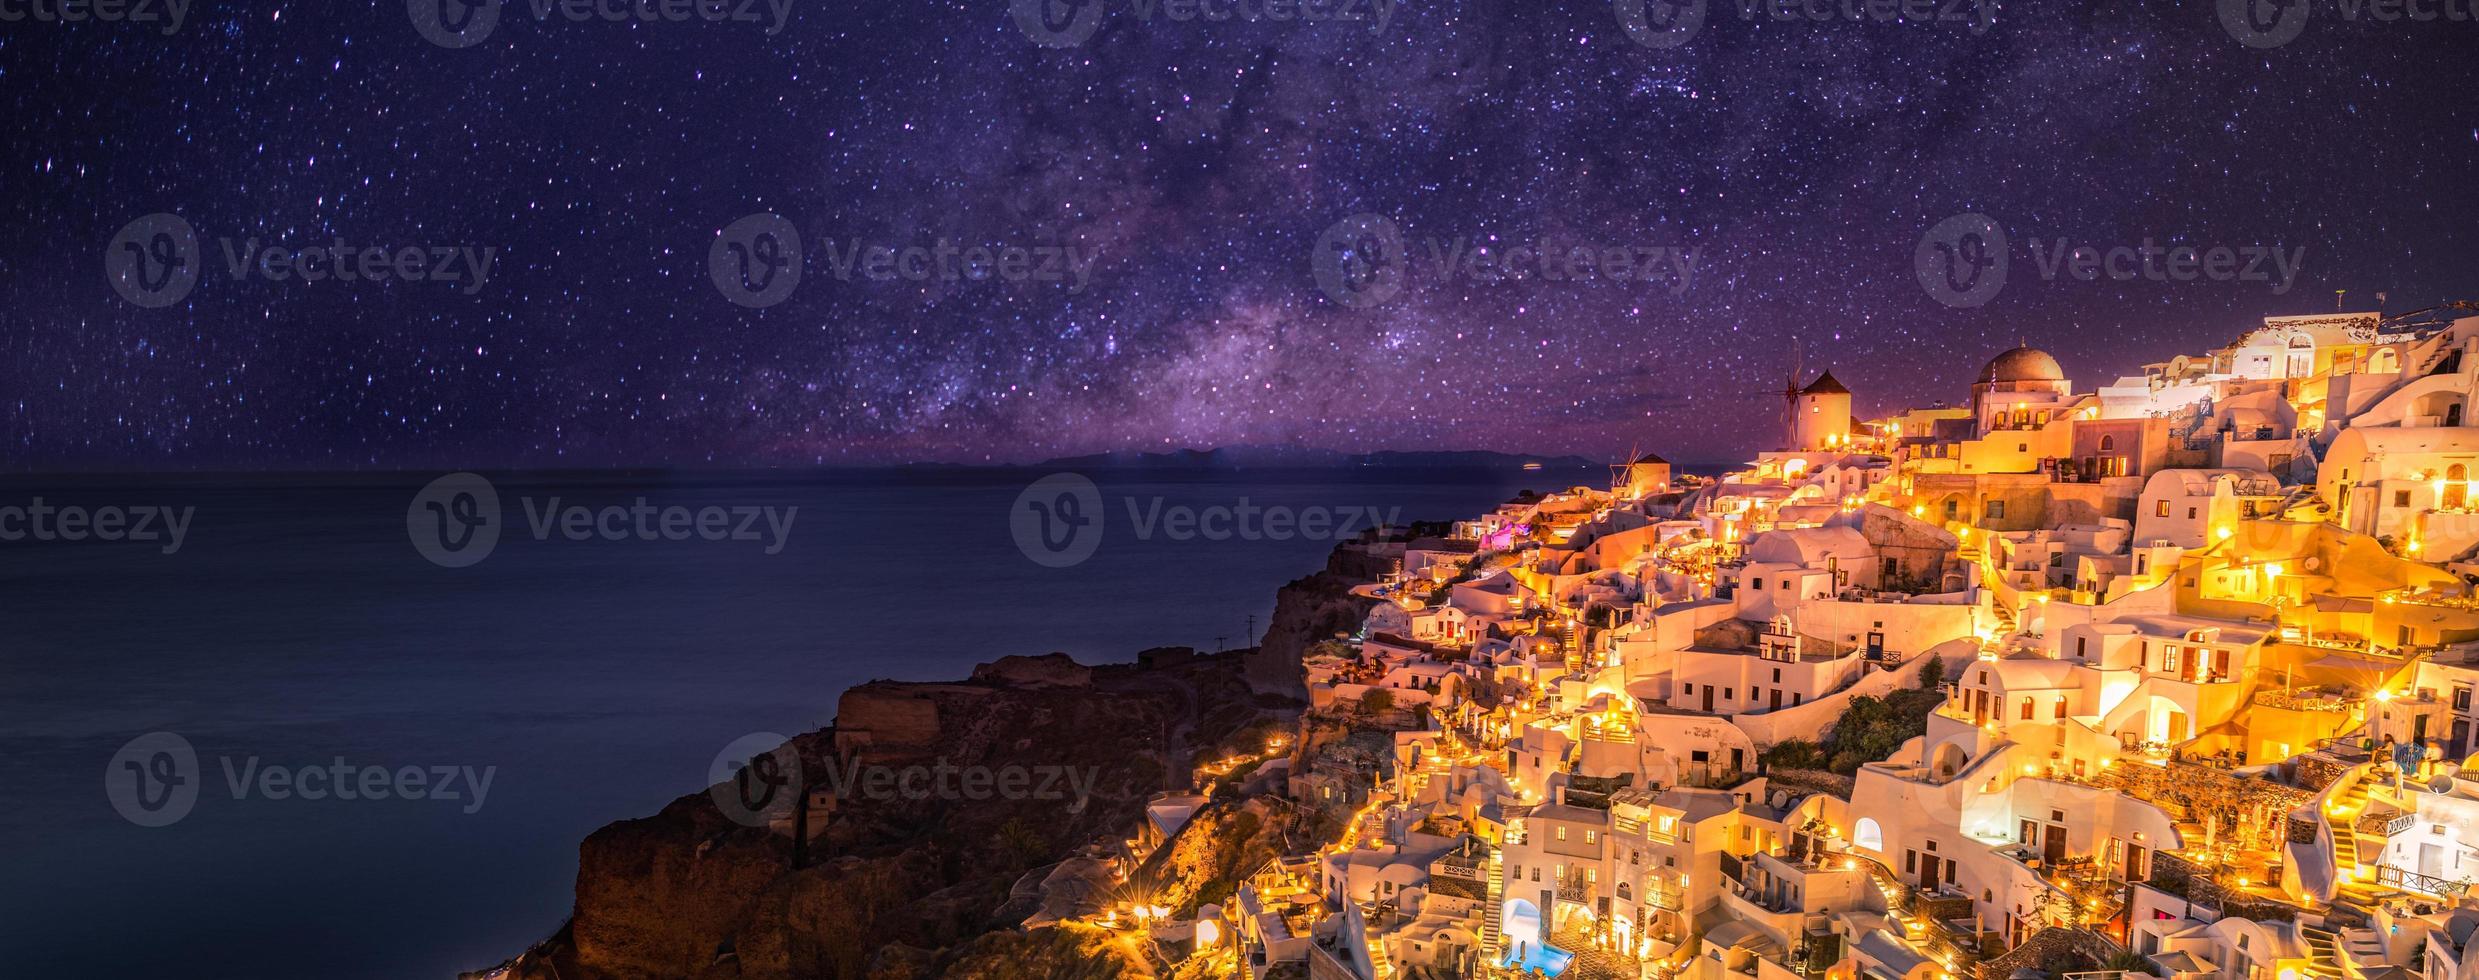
{"left": 1976, "top": 926, "right": 2124, "bottom": 980}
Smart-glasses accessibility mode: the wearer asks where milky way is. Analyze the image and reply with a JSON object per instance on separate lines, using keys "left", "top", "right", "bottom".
{"left": 3, "top": 1, "right": 2475, "bottom": 468}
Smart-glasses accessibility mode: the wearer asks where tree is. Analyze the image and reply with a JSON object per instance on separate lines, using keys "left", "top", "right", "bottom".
{"left": 1917, "top": 654, "right": 1946, "bottom": 690}
{"left": 1360, "top": 688, "right": 1396, "bottom": 715}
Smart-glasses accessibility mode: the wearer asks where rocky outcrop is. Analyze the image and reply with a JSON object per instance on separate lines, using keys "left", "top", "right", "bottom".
{"left": 495, "top": 652, "right": 1277, "bottom": 980}
{"left": 968, "top": 653, "right": 1093, "bottom": 689}
{"left": 1247, "top": 570, "right": 1376, "bottom": 696}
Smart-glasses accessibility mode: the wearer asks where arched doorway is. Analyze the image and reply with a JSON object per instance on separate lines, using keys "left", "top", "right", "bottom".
{"left": 1502, "top": 898, "right": 1542, "bottom": 951}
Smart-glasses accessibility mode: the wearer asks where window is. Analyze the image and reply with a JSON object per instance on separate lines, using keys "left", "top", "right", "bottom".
{"left": 2054, "top": 696, "right": 2068, "bottom": 719}
{"left": 2021, "top": 699, "right": 2034, "bottom": 720}
{"left": 1987, "top": 500, "right": 2007, "bottom": 519}
{"left": 1557, "top": 827, "right": 1568, "bottom": 841}
{"left": 2156, "top": 499, "right": 2170, "bottom": 517}
{"left": 1683, "top": 683, "right": 1694, "bottom": 695}
{"left": 1751, "top": 578, "right": 1765, "bottom": 590}
{"left": 1772, "top": 668, "right": 1782, "bottom": 682}
{"left": 1724, "top": 688, "right": 1735, "bottom": 701}
{"left": 2099, "top": 435, "right": 2116, "bottom": 452}
{"left": 2397, "top": 490, "right": 2414, "bottom": 508}
{"left": 2187, "top": 506, "right": 2198, "bottom": 519}
{"left": 1586, "top": 830, "right": 1598, "bottom": 845}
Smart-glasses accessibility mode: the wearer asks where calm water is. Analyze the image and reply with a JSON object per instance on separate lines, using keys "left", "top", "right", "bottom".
{"left": 0, "top": 466, "right": 1595, "bottom": 979}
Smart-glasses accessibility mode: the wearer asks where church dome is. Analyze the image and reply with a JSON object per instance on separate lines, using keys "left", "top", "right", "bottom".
{"left": 1977, "top": 346, "right": 2065, "bottom": 385}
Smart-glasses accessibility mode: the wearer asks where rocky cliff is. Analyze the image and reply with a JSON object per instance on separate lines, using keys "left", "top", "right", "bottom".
{"left": 484, "top": 651, "right": 1298, "bottom": 980}
{"left": 483, "top": 531, "right": 1394, "bottom": 980}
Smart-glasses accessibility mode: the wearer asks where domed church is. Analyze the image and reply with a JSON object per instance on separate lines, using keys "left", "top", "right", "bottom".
{"left": 1972, "top": 345, "right": 2074, "bottom": 438}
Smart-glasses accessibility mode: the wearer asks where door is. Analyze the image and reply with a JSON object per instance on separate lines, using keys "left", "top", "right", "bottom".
{"left": 2124, "top": 843, "right": 2149, "bottom": 882}
{"left": 2043, "top": 824, "right": 2068, "bottom": 866}
{"left": 1919, "top": 855, "right": 1941, "bottom": 891}
{"left": 1702, "top": 686, "right": 1714, "bottom": 712}
{"left": 2020, "top": 819, "right": 2038, "bottom": 845}
{"left": 1770, "top": 689, "right": 1782, "bottom": 711}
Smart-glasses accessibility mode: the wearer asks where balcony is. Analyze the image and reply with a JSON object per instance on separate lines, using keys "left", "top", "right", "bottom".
{"left": 2378, "top": 865, "right": 2462, "bottom": 898}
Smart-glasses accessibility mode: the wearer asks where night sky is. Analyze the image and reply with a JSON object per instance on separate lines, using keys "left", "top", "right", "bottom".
{"left": 4, "top": 1, "right": 2475, "bottom": 469}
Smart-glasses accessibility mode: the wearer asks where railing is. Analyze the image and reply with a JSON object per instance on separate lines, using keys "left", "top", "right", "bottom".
{"left": 2377, "top": 865, "right": 2462, "bottom": 897}
{"left": 1555, "top": 872, "right": 1596, "bottom": 903}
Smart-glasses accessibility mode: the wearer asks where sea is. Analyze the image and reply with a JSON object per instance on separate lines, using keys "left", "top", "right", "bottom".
{"left": 0, "top": 465, "right": 1610, "bottom": 979}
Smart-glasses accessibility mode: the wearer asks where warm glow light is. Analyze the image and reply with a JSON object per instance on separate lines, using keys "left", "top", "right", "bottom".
{"left": 2374, "top": 689, "right": 2394, "bottom": 702}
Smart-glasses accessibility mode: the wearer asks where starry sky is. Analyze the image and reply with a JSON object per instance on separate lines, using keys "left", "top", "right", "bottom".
{"left": 4, "top": 0, "right": 2476, "bottom": 469}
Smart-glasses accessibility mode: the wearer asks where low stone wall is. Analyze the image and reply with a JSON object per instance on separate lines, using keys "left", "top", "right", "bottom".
{"left": 1976, "top": 926, "right": 2124, "bottom": 980}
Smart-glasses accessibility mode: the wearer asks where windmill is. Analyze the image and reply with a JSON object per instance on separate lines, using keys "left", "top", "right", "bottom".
{"left": 1728, "top": 339, "right": 1806, "bottom": 452}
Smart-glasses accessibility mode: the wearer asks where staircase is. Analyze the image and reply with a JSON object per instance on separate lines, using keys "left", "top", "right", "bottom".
{"left": 2300, "top": 926, "right": 2350, "bottom": 980}
{"left": 1480, "top": 848, "right": 1505, "bottom": 956}
{"left": 2325, "top": 776, "right": 2384, "bottom": 905}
